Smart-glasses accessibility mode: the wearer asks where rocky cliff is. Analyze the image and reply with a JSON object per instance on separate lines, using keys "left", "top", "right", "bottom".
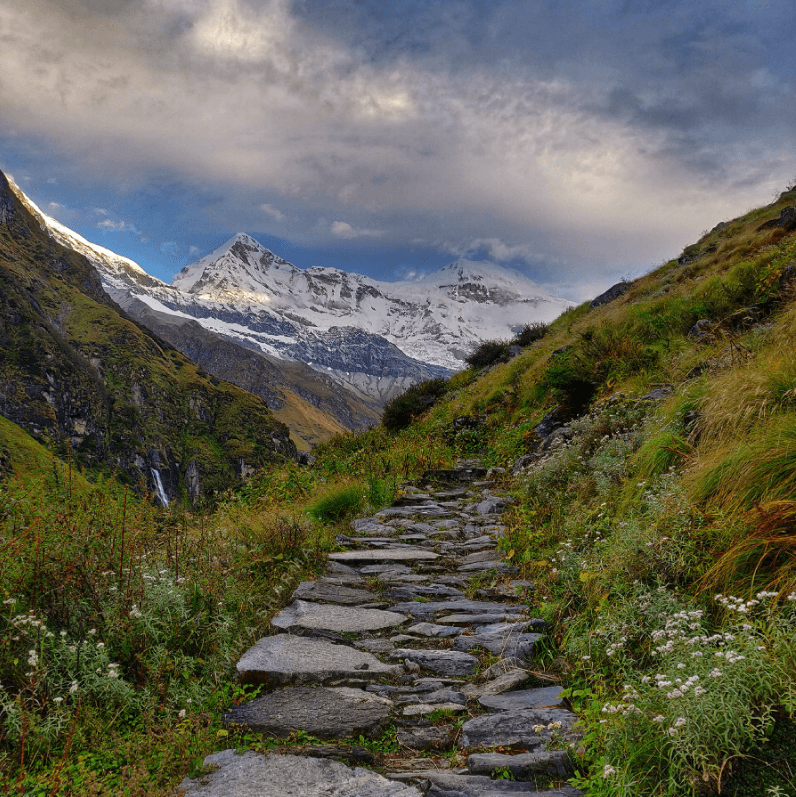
{"left": 0, "top": 169, "right": 296, "bottom": 501}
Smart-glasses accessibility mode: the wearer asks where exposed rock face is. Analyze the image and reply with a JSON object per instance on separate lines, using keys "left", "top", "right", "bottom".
{"left": 0, "top": 169, "right": 295, "bottom": 500}
{"left": 590, "top": 281, "right": 630, "bottom": 308}
{"left": 758, "top": 206, "right": 796, "bottom": 232}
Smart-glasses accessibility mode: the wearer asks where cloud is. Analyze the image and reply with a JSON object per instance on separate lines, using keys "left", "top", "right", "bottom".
{"left": 97, "top": 218, "right": 138, "bottom": 233}
{"left": 330, "top": 220, "right": 383, "bottom": 239}
{"left": 0, "top": 0, "right": 793, "bottom": 288}
{"left": 188, "top": 245, "right": 200, "bottom": 255}
{"left": 260, "top": 203, "right": 285, "bottom": 222}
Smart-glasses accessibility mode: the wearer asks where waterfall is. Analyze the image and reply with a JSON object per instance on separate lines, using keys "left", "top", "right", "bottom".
{"left": 150, "top": 468, "right": 169, "bottom": 507}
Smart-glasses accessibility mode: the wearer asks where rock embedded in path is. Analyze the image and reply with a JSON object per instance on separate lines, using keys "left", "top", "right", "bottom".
{"left": 224, "top": 687, "right": 392, "bottom": 739}
{"left": 463, "top": 668, "right": 529, "bottom": 698}
{"left": 177, "top": 750, "right": 422, "bottom": 797}
{"left": 396, "top": 725, "right": 458, "bottom": 751}
{"left": 271, "top": 600, "right": 407, "bottom": 634}
{"left": 291, "top": 581, "right": 377, "bottom": 605}
{"left": 405, "top": 622, "right": 462, "bottom": 638}
{"left": 459, "top": 708, "right": 578, "bottom": 749}
{"left": 417, "top": 771, "right": 580, "bottom": 796}
{"left": 466, "top": 750, "right": 572, "bottom": 779}
{"left": 391, "top": 648, "right": 479, "bottom": 677}
{"left": 390, "top": 599, "right": 519, "bottom": 617}
{"left": 329, "top": 549, "right": 440, "bottom": 564}
{"left": 237, "top": 635, "right": 402, "bottom": 687}
{"left": 479, "top": 686, "right": 567, "bottom": 711}
{"left": 453, "top": 629, "right": 542, "bottom": 659}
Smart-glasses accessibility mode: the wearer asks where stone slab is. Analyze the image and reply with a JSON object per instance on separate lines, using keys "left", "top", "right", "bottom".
{"left": 420, "top": 772, "right": 578, "bottom": 796}
{"left": 459, "top": 708, "right": 578, "bottom": 749}
{"left": 463, "top": 668, "right": 529, "bottom": 698}
{"left": 402, "top": 702, "right": 467, "bottom": 717}
{"left": 466, "top": 751, "right": 572, "bottom": 779}
{"left": 177, "top": 750, "right": 422, "bottom": 796}
{"left": 388, "top": 585, "right": 465, "bottom": 601}
{"left": 406, "top": 622, "right": 462, "bottom": 638}
{"left": 224, "top": 687, "right": 391, "bottom": 739}
{"left": 396, "top": 687, "right": 467, "bottom": 706}
{"left": 460, "top": 549, "right": 499, "bottom": 565}
{"left": 436, "top": 613, "right": 528, "bottom": 625}
{"left": 458, "top": 561, "right": 519, "bottom": 574}
{"left": 329, "top": 549, "right": 440, "bottom": 564}
{"left": 271, "top": 600, "right": 407, "bottom": 633}
{"left": 479, "top": 686, "right": 566, "bottom": 712}
{"left": 292, "top": 581, "right": 377, "bottom": 605}
{"left": 453, "top": 631, "right": 541, "bottom": 659}
{"left": 396, "top": 725, "right": 458, "bottom": 751}
{"left": 391, "top": 648, "right": 478, "bottom": 677}
{"left": 237, "top": 635, "right": 402, "bottom": 687}
{"left": 390, "top": 599, "right": 519, "bottom": 617}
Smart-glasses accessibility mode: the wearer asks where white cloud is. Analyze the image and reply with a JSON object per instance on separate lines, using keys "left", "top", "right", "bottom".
{"left": 188, "top": 245, "right": 200, "bottom": 255}
{"left": 97, "top": 218, "right": 137, "bottom": 233}
{"left": 330, "top": 220, "right": 383, "bottom": 239}
{"left": 260, "top": 203, "right": 285, "bottom": 222}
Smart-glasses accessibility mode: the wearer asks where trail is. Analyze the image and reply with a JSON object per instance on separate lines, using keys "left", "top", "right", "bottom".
{"left": 178, "top": 461, "right": 583, "bottom": 796}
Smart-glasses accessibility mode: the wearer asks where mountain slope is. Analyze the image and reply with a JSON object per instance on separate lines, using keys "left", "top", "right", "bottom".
{"left": 0, "top": 169, "right": 296, "bottom": 500}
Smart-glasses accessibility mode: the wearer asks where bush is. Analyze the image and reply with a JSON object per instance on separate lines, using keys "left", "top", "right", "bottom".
{"left": 307, "top": 485, "right": 363, "bottom": 523}
{"left": 513, "top": 322, "right": 549, "bottom": 348}
{"left": 381, "top": 378, "right": 448, "bottom": 431}
{"left": 465, "top": 340, "right": 510, "bottom": 370}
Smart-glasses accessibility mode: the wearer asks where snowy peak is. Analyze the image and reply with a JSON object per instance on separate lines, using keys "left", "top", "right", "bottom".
{"left": 172, "top": 232, "right": 298, "bottom": 299}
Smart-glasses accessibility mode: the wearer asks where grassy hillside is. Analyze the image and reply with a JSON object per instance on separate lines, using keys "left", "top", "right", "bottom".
{"left": 0, "top": 169, "right": 296, "bottom": 500}
{"left": 3, "top": 182, "right": 796, "bottom": 795}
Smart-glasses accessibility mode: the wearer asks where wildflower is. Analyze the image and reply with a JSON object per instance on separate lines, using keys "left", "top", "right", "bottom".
{"left": 533, "top": 724, "right": 545, "bottom": 732}
{"left": 603, "top": 764, "right": 616, "bottom": 778}
{"left": 88, "top": 628, "right": 96, "bottom": 635}
{"left": 178, "top": 709, "right": 186, "bottom": 719}
{"left": 709, "top": 668, "right": 722, "bottom": 678}
{"left": 69, "top": 681, "right": 79, "bottom": 693}
{"left": 27, "top": 649, "right": 38, "bottom": 668}
{"left": 54, "top": 697, "right": 63, "bottom": 703}
{"left": 673, "top": 717, "right": 687, "bottom": 728}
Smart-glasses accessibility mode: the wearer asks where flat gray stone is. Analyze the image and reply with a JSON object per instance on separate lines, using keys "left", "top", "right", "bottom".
{"left": 271, "top": 600, "right": 407, "bottom": 633}
{"left": 354, "top": 638, "right": 396, "bottom": 654}
{"left": 460, "top": 549, "right": 499, "bottom": 565}
{"left": 177, "top": 750, "right": 421, "bottom": 796}
{"left": 351, "top": 519, "right": 399, "bottom": 536}
{"left": 421, "top": 772, "right": 579, "bottom": 796}
{"left": 406, "top": 622, "right": 462, "bottom": 638}
{"left": 329, "top": 549, "right": 440, "bottom": 564}
{"left": 396, "top": 687, "right": 468, "bottom": 706}
{"left": 479, "top": 686, "right": 566, "bottom": 711}
{"left": 453, "top": 630, "right": 541, "bottom": 659}
{"left": 459, "top": 708, "right": 578, "bottom": 749}
{"left": 396, "top": 725, "right": 458, "bottom": 751}
{"left": 391, "top": 648, "right": 478, "bottom": 676}
{"left": 378, "top": 573, "right": 430, "bottom": 584}
{"left": 361, "top": 564, "right": 413, "bottom": 574}
{"left": 474, "top": 497, "right": 507, "bottom": 515}
{"left": 292, "top": 581, "right": 377, "bottom": 605}
{"left": 458, "top": 561, "right": 518, "bottom": 574}
{"left": 466, "top": 751, "right": 572, "bottom": 779}
{"left": 237, "top": 635, "right": 402, "bottom": 687}
{"left": 388, "top": 585, "right": 465, "bottom": 601}
{"left": 224, "top": 687, "right": 391, "bottom": 739}
{"left": 402, "top": 702, "right": 467, "bottom": 716}
{"left": 464, "top": 668, "right": 529, "bottom": 698}
{"left": 436, "top": 613, "right": 527, "bottom": 625}
{"left": 390, "top": 599, "right": 518, "bottom": 617}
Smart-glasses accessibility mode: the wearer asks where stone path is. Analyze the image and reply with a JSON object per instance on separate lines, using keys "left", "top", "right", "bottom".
{"left": 178, "top": 461, "right": 583, "bottom": 797}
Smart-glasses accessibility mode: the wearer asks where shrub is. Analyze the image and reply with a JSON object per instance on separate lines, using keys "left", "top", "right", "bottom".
{"left": 307, "top": 485, "right": 363, "bottom": 523}
{"left": 513, "top": 322, "right": 549, "bottom": 348}
{"left": 465, "top": 340, "right": 511, "bottom": 370}
{"left": 381, "top": 378, "right": 448, "bottom": 431}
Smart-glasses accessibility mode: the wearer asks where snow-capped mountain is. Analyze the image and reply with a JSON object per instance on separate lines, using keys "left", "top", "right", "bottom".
{"left": 170, "top": 232, "right": 570, "bottom": 370}
{"left": 9, "top": 178, "right": 570, "bottom": 411}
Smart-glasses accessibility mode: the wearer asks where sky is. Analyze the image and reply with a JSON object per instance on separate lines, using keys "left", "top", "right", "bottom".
{"left": 1, "top": 0, "right": 794, "bottom": 301}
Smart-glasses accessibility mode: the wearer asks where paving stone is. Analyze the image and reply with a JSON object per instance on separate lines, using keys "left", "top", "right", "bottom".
{"left": 354, "top": 638, "right": 396, "bottom": 654}
{"left": 396, "top": 725, "right": 458, "bottom": 751}
{"left": 479, "top": 658, "right": 528, "bottom": 679}
{"left": 329, "top": 549, "right": 440, "bottom": 564}
{"left": 237, "top": 635, "right": 402, "bottom": 687}
{"left": 390, "top": 634, "right": 421, "bottom": 644}
{"left": 459, "top": 549, "right": 499, "bottom": 565}
{"left": 463, "top": 668, "right": 528, "bottom": 699}
{"left": 434, "top": 520, "right": 462, "bottom": 529}
{"left": 419, "top": 771, "right": 578, "bottom": 796}
{"left": 360, "top": 564, "right": 414, "bottom": 575}
{"left": 453, "top": 630, "right": 541, "bottom": 659}
{"left": 390, "top": 599, "right": 520, "bottom": 617}
{"left": 436, "top": 613, "right": 527, "bottom": 625}
{"left": 460, "top": 535, "right": 494, "bottom": 548}
{"left": 402, "top": 702, "right": 467, "bottom": 717}
{"left": 407, "top": 522, "right": 438, "bottom": 534}
{"left": 457, "top": 561, "right": 519, "bottom": 574}
{"left": 459, "top": 708, "right": 578, "bottom": 749}
{"left": 326, "top": 561, "right": 361, "bottom": 575}
{"left": 406, "top": 622, "right": 463, "bottom": 638}
{"left": 395, "top": 687, "right": 467, "bottom": 706}
{"left": 378, "top": 573, "right": 430, "bottom": 584}
{"left": 177, "top": 750, "right": 422, "bottom": 796}
{"left": 351, "top": 518, "right": 400, "bottom": 536}
{"left": 291, "top": 581, "right": 377, "bottom": 605}
{"left": 479, "top": 686, "right": 567, "bottom": 711}
{"left": 388, "top": 585, "right": 465, "bottom": 601}
{"left": 466, "top": 750, "right": 572, "bottom": 779}
{"left": 271, "top": 601, "right": 407, "bottom": 634}
{"left": 224, "top": 687, "right": 392, "bottom": 739}
{"left": 319, "top": 574, "right": 366, "bottom": 587}
{"left": 391, "top": 648, "right": 479, "bottom": 677}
